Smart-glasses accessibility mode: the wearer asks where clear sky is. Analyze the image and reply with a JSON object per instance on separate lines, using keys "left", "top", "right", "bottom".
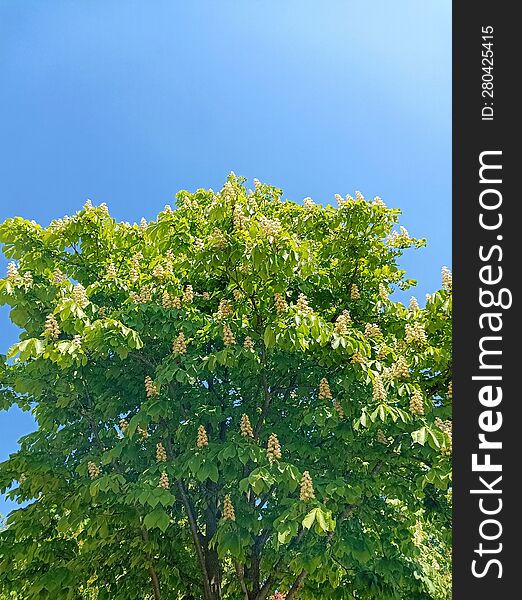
{"left": 0, "top": 0, "right": 451, "bottom": 515}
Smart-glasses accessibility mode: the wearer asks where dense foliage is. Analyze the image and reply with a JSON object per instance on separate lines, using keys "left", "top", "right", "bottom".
{"left": 0, "top": 176, "right": 452, "bottom": 599}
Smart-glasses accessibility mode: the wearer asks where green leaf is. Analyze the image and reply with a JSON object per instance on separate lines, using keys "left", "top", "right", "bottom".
{"left": 302, "top": 508, "right": 318, "bottom": 529}
{"left": 144, "top": 507, "right": 170, "bottom": 532}
{"left": 315, "top": 507, "right": 328, "bottom": 532}
{"left": 263, "top": 326, "right": 276, "bottom": 348}
{"left": 278, "top": 529, "right": 290, "bottom": 544}
{"left": 411, "top": 427, "right": 427, "bottom": 445}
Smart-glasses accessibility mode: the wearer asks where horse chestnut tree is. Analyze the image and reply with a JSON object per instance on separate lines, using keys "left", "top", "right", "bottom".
{"left": 0, "top": 176, "right": 452, "bottom": 599}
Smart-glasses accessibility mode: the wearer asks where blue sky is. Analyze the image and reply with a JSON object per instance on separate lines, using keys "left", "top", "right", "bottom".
{"left": 0, "top": 0, "right": 451, "bottom": 515}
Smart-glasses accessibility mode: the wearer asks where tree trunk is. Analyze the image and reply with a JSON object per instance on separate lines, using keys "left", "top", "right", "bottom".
{"left": 204, "top": 484, "right": 222, "bottom": 600}
{"left": 148, "top": 567, "right": 162, "bottom": 600}
{"left": 140, "top": 526, "right": 162, "bottom": 600}
{"left": 245, "top": 551, "right": 261, "bottom": 599}
{"left": 177, "top": 481, "right": 216, "bottom": 600}
{"left": 204, "top": 547, "right": 223, "bottom": 600}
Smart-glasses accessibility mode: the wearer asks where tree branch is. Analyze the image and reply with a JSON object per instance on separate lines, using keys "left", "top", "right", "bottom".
{"left": 255, "top": 528, "right": 307, "bottom": 600}
{"left": 140, "top": 526, "right": 162, "bottom": 600}
{"left": 253, "top": 364, "right": 271, "bottom": 440}
{"left": 285, "top": 569, "right": 307, "bottom": 600}
{"left": 234, "top": 560, "right": 250, "bottom": 600}
{"left": 177, "top": 480, "right": 213, "bottom": 600}
{"left": 327, "top": 505, "right": 355, "bottom": 543}
{"left": 254, "top": 374, "right": 297, "bottom": 440}
{"left": 256, "top": 504, "right": 356, "bottom": 600}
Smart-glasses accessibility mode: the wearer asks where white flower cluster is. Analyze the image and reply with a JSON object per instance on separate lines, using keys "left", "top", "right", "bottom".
{"left": 240, "top": 414, "right": 254, "bottom": 438}
{"left": 350, "top": 284, "right": 360, "bottom": 300}
{"left": 162, "top": 291, "right": 181, "bottom": 309}
{"left": 130, "top": 286, "right": 153, "bottom": 304}
{"left": 409, "top": 389, "right": 424, "bottom": 416}
{"left": 296, "top": 293, "right": 311, "bottom": 314}
{"left": 180, "top": 195, "right": 199, "bottom": 210}
{"left": 248, "top": 191, "right": 260, "bottom": 209}
{"left": 194, "top": 237, "right": 205, "bottom": 251}
{"left": 49, "top": 216, "right": 72, "bottom": 233}
{"left": 409, "top": 297, "right": 420, "bottom": 312}
{"left": 243, "top": 336, "right": 254, "bottom": 350}
{"left": 372, "top": 375, "right": 386, "bottom": 402}
{"left": 158, "top": 472, "right": 170, "bottom": 489}
{"left": 299, "top": 471, "right": 315, "bottom": 501}
{"left": 156, "top": 443, "right": 167, "bottom": 462}
{"left": 183, "top": 285, "right": 194, "bottom": 303}
{"left": 435, "top": 417, "right": 452, "bottom": 436}
{"left": 413, "top": 521, "right": 424, "bottom": 547}
{"left": 233, "top": 205, "right": 246, "bottom": 229}
{"left": 73, "top": 284, "right": 89, "bottom": 308}
{"left": 216, "top": 299, "right": 233, "bottom": 320}
{"left": 376, "top": 345, "right": 389, "bottom": 361}
{"left": 267, "top": 433, "right": 282, "bottom": 463}
{"left": 106, "top": 263, "right": 117, "bottom": 279}
{"left": 223, "top": 324, "right": 235, "bottom": 346}
{"left": 274, "top": 293, "right": 288, "bottom": 315}
{"left": 435, "top": 417, "right": 452, "bottom": 454}
{"left": 197, "top": 425, "right": 209, "bottom": 448}
{"left": 442, "top": 266, "right": 452, "bottom": 292}
{"left": 405, "top": 322, "right": 427, "bottom": 345}
{"left": 129, "top": 253, "right": 142, "bottom": 283}
{"left": 387, "top": 226, "right": 411, "bottom": 247}
{"left": 137, "top": 425, "right": 149, "bottom": 439}
{"left": 172, "top": 332, "right": 187, "bottom": 355}
{"left": 222, "top": 181, "right": 235, "bottom": 200}
{"left": 152, "top": 263, "right": 166, "bottom": 279}
{"left": 318, "top": 378, "right": 333, "bottom": 400}
{"left": 333, "top": 400, "right": 345, "bottom": 418}
{"left": 376, "top": 430, "right": 388, "bottom": 445}
{"left": 53, "top": 268, "right": 67, "bottom": 285}
{"left": 87, "top": 461, "right": 101, "bottom": 480}
{"left": 391, "top": 356, "right": 409, "bottom": 379}
{"left": 7, "top": 262, "right": 19, "bottom": 281}
{"left": 351, "top": 351, "right": 366, "bottom": 365}
{"left": 364, "top": 323, "right": 381, "bottom": 338}
{"left": 145, "top": 376, "right": 159, "bottom": 398}
{"left": 44, "top": 314, "right": 60, "bottom": 339}
{"left": 222, "top": 494, "right": 236, "bottom": 521}
{"left": 259, "top": 216, "right": 282, "bottom": 238}
{"left": 335, "top": 310, "right": 351, "bottom": 334}
{"left": 303, "top": 197, "right": 315, "bottom": 210}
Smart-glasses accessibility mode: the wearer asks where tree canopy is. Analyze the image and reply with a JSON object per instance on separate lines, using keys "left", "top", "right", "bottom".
{"left": 0, "top": 176, "right": 452, "bottom": 599}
